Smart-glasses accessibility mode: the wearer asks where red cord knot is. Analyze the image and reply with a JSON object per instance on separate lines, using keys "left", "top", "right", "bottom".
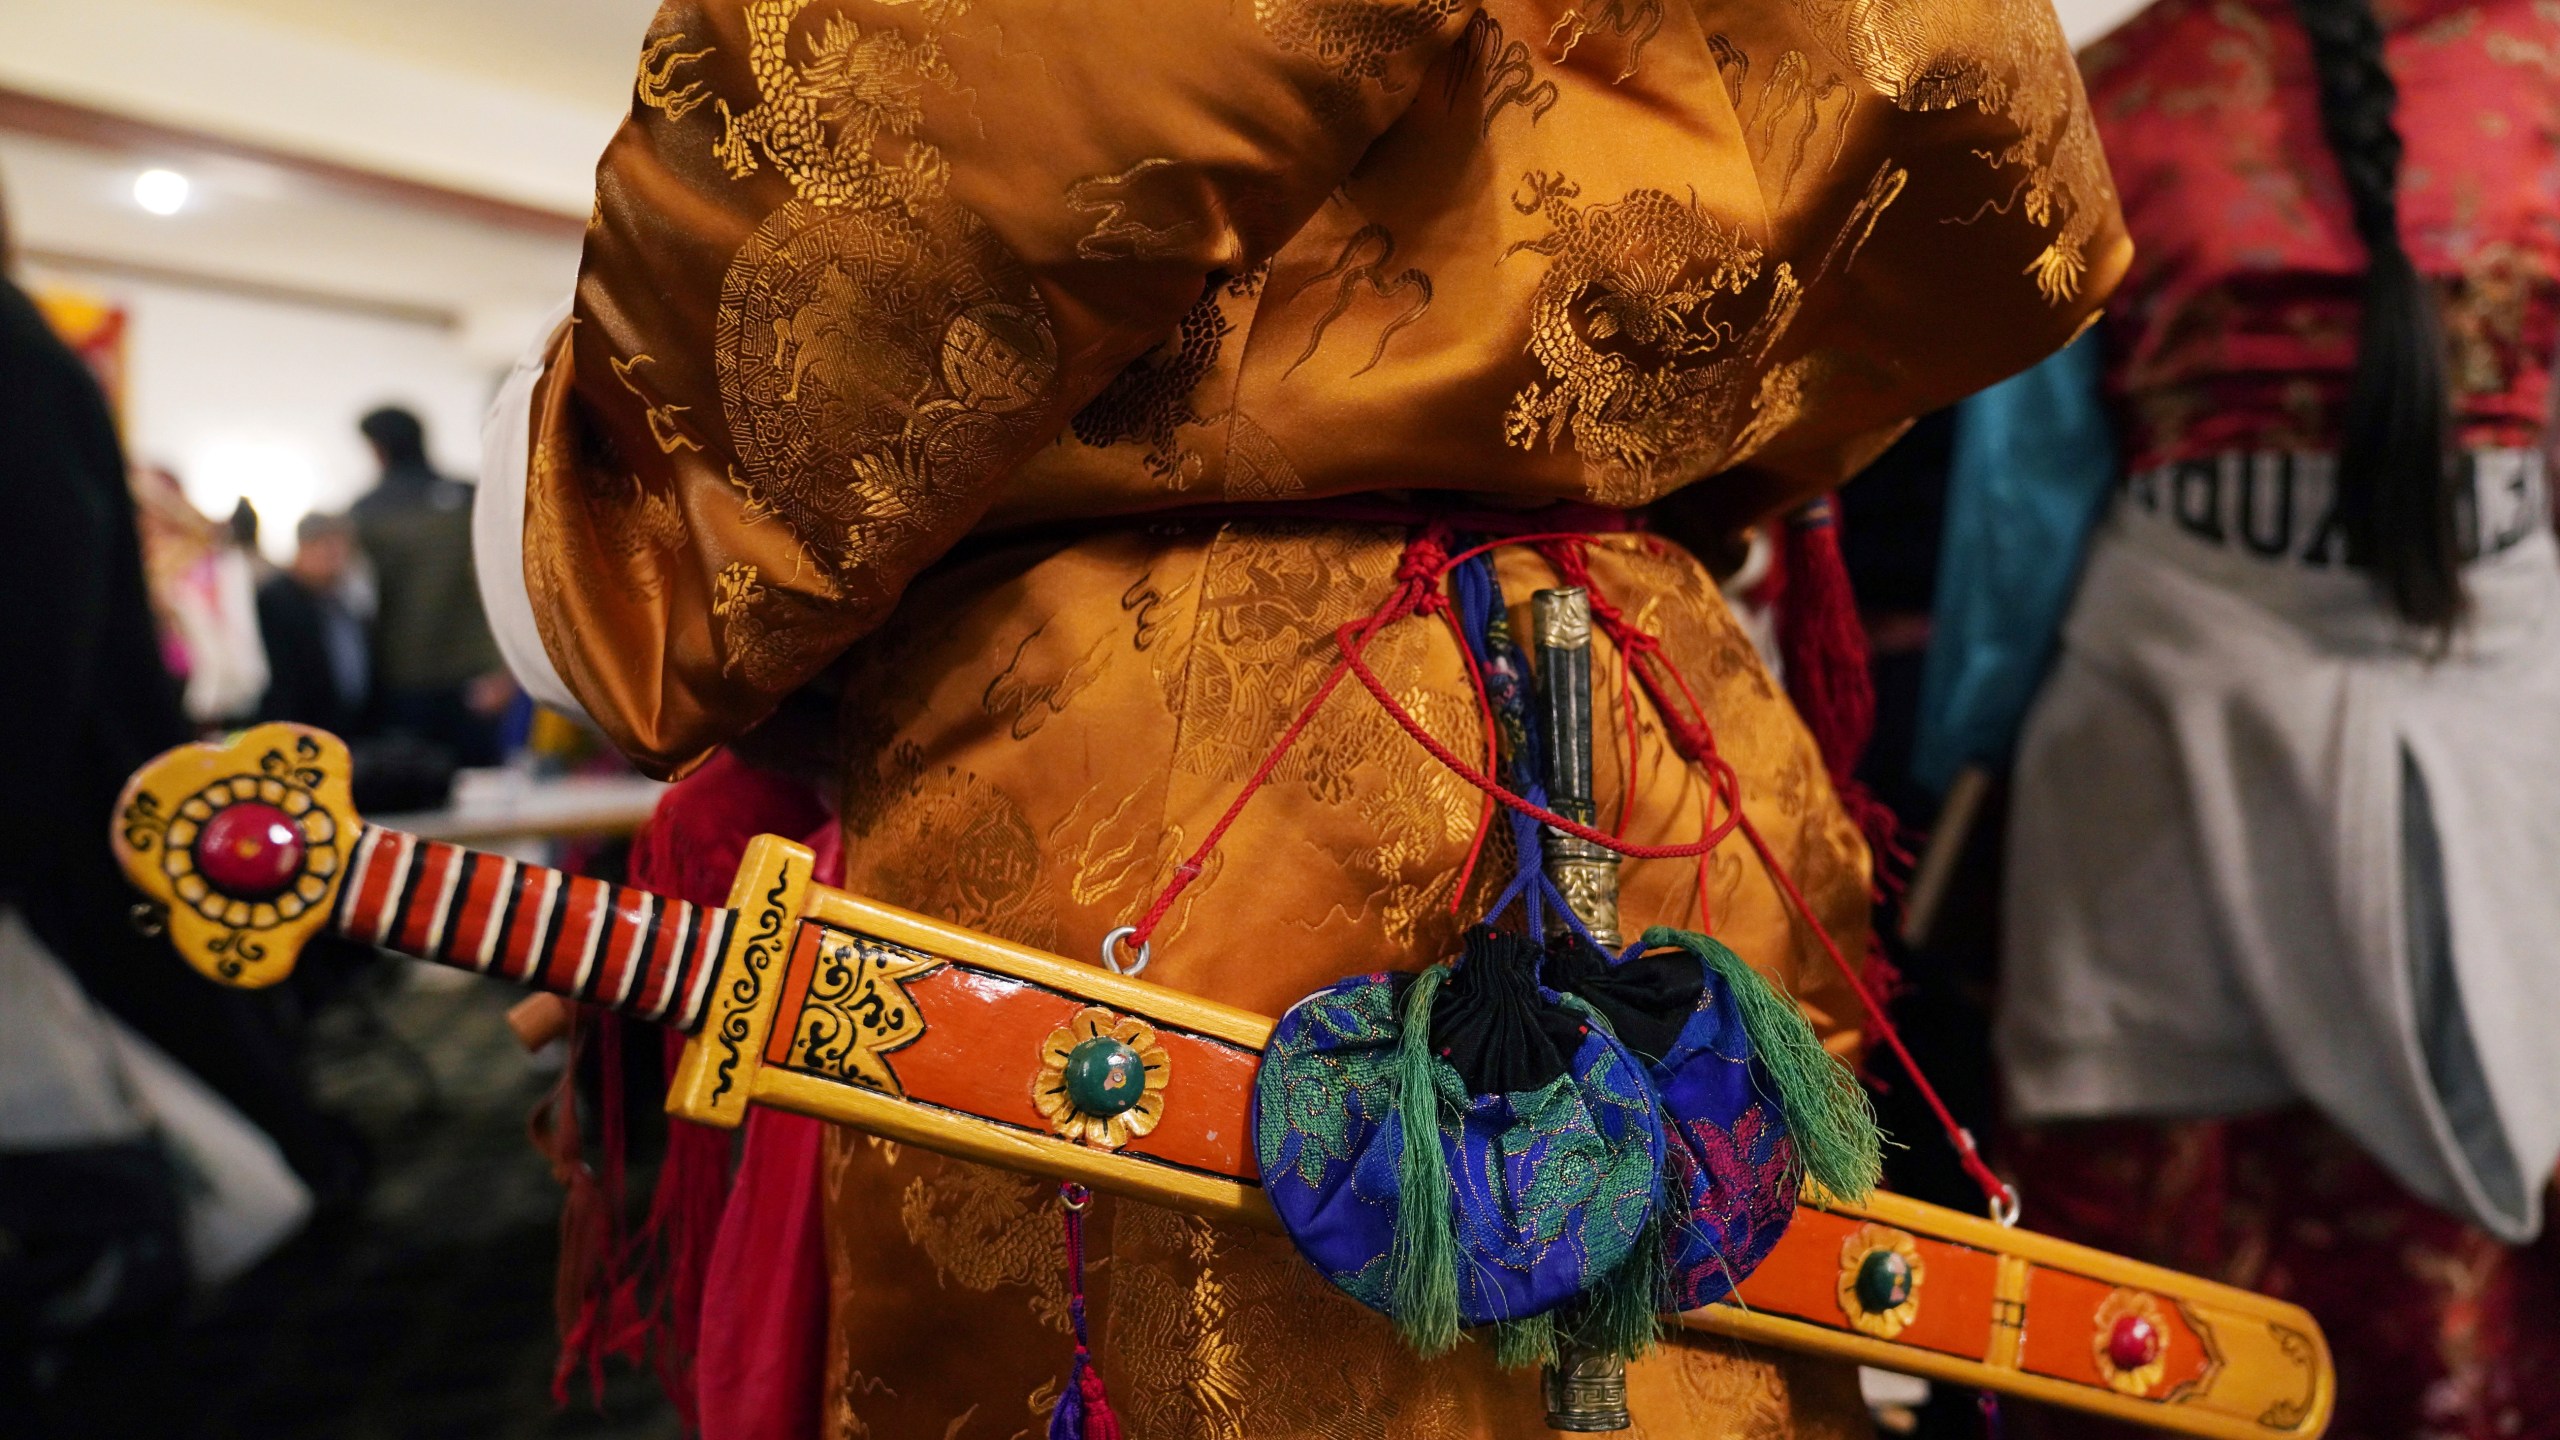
{"left": 1662, "top": 716, "right": 1717, "bottom": 765}
{"left": 1394, "top": 526, "right": 1451, "bottom": 590}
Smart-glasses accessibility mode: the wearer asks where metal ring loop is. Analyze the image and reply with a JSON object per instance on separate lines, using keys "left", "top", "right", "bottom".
{"left": 1059, "top": 1182, "right": 1092, "bottom": 1212}
{"left": 1101, "top": 925, "right": 1150, "bottom": 977}
{"left": 1989, "top": 1185, "right": 2022, "bottom": 1229}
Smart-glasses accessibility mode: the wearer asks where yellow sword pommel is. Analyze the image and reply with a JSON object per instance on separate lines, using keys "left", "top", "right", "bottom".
{"left": 113, "top": 723, "right": 361, "bottom": 989}
{"left": 112, "top": 725, "right": 753, "bottom": 1047}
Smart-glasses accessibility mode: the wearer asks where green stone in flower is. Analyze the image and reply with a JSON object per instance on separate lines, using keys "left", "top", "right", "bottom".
{"left": 1033, "top": 1006, "right": 1169, "bottom": 1148}
{"left": 1064, "top": 1036, "right": 1148, "bottom": 1118}
{"left": 1855, "top": 1249, "right": 1915, "bottom": 1312}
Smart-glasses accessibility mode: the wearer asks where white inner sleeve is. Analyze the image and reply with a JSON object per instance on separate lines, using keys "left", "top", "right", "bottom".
{"left": 473, "top": 296, "right": 584, "bottom": 721}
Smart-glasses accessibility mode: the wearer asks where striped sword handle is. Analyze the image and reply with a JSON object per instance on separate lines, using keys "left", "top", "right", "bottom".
{"left": 331, "top": 824, "right": 732, "bottom": 1030}
{"left": 111, "top": 722, "right": 730, "bottom": 1030}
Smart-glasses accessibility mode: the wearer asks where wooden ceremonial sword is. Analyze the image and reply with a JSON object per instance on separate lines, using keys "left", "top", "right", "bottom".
{"left": 113, "top": 724, "right": 2333, "bottom": 1439}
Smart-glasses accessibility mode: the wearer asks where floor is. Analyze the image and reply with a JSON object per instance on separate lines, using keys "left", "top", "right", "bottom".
{"left": 22, "top": 965, "right": 682, "bottom": 1440}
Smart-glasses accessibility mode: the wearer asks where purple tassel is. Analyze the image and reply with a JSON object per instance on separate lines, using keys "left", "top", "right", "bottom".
{"left": 1046, "top": 1354, "right": 1088, "bottom": 1440}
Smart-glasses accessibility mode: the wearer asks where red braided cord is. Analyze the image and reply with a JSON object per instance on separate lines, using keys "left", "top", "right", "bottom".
{"left": 1115, "top": 525, "right": 2013, "bottom": 1215}
{"left": 1437, "top": 603, "right": 1503, "bottom": 915}
{"left": 1734, "top": 807, "right": 2015, "bottom": 1216}
{"left": 1335, "top": 620, "right": 1724, "bottom": 860}
{"left": 1123, "top": 648, "right": 1356, "bottom": 949}
{"left": 1437, "top": 530, "right": 1628, "bottom": 572}
{"left": 1125, "top": 528, "right": 1456, "bottom": 948}
{"left": 1535, "top": 535, "right": 2008, "bottom": 1211}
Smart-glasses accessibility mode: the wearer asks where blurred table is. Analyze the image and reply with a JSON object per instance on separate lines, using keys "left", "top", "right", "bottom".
{"left": 372, "top": 768, "right": 668, "bottom": 846}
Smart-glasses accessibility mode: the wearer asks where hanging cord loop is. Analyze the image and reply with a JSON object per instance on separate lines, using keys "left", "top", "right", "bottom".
{"left": 1116, "top": 523, "right": 2017, "bottom": 1221}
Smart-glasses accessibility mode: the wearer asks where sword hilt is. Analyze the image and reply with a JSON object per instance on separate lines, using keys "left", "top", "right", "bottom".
{"left": 112, "top": 723, "right": 731, "bottom": 1030}
{"left": 1534, "top": 587, "right": 1622, "bottom": 951}
{"left": 1534, "top": 586, "right": 1632, "bottom": 1433}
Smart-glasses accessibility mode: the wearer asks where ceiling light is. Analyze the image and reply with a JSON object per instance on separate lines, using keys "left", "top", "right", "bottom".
{"left": 133, "top": 168, "right": 190, "bottom": 216}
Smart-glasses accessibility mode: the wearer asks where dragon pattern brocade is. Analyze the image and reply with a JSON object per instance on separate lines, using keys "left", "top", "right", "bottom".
{"left": 525, "top": 1, "right": 2128, "bottom": 1435}
{"left": 1786, "top": 0, "right": 2116, "bottom": 303}
{"left": 1501, "top": 176, "right": 1810, "bottom": 503}
{"left": 645, "top": 0, "right": 1062, "bottom": 598}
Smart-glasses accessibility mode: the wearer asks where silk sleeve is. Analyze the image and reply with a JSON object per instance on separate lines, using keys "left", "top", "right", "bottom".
{"left": 524, "top": 0, "right": 1472, "bottom": 774}
{"left": 1662, "top": 0, "right": 2132, "bottom": 531}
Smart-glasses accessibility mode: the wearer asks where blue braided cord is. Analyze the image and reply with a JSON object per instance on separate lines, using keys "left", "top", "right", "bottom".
{"left": 1451, "top": 547, "right": 1603, "bottom": 955}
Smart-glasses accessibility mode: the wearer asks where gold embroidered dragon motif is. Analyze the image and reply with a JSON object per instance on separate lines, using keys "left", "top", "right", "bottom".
{"left": 641, "top": 1, "right": 1061, "bottom": 599}
{"left": 1501, "top": 173, "right": 1806, "bottom": 503}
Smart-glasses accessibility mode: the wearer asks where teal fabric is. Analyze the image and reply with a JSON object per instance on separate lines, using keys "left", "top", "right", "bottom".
{"left": 1912, "top": 331, "right": 2120, "bottom": 797}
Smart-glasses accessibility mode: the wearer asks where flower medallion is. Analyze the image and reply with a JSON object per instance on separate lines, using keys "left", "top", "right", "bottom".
{"left": 1033, "top": 1006, "right": 1169, "bottom": 1148}
{"left": 1836, "top": 1223, "right": 1926, "bottom": 1339}
{"left": 2093, "top": 1288, "right": 2171, "bottom": 1396}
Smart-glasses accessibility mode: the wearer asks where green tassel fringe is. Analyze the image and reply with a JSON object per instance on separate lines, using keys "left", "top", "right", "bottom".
{"left": 1567, "top": 1205, "right": 1667, "bottom": 1360}
{"left": 1491, "top": 1313, "right": 1556, "bottom": 1369}
{"left": 1642, "top": 927, "right": 1882, "bottom": 1203}
{"left": 1390, "top": 964, "right": 1462, "bottom": 1355}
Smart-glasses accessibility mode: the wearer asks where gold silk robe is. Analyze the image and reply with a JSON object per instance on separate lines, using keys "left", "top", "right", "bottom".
{"left": 519, "top": 0, "right": 2128, "bottom": 1434}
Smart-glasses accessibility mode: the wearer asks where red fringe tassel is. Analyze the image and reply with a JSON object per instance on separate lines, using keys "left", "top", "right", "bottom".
{"left": 1774, "top": 499, "right": 1913, "bottom": 903}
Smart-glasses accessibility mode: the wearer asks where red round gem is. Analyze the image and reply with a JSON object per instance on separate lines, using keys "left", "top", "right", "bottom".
{"left": 197, "top": 802, "right": 305, "bottom": 899}
{"left": 2107, "top": 1313, "right": 2162, "bottom": 1372}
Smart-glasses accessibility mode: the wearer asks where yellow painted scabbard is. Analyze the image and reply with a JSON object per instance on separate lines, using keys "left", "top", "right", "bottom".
{"left": 676, "top": 884, "right": 2334, "bottom": 1440}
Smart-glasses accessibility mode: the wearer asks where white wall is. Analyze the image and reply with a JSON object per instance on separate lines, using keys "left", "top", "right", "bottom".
{"left": 2057, "top": 0, "right": 2152, "bottom": 44}
{"left": 0, "top": 0, "right": 623, "bottom": 216}
{"left": 34, "top": 267, "right": 513, "bottom": 560}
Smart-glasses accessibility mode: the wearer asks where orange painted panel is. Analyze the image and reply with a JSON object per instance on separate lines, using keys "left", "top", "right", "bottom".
{"left": 807, "top": 959, "right": 1260, "bottom": 1181}
{"left": 764, "top": 921, "right": 826, "bottom": 1065}
{"left": 2018, "top": 1266, "right": 2215, "bottom": 1398}
{"left": 1730, "top": 1209, "right": 2000, "bottom": 1360}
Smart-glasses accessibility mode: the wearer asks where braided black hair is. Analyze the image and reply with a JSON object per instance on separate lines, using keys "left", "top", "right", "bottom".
{"left": 2291, "top": 0, "right": 2465, "bottom": 629}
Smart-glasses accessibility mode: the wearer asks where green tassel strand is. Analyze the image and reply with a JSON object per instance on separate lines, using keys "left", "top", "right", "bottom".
{"left": 1390, "top": 964, "right": 1462, "bottom": 1355}
{"left": 1491, "top": 1313, "right": 1557, "bottom": 1369}
{"left": 1566, "top": 1205, "right": 1668, "bottom": 1360}
{"left": 1642, "top": 927, "right": 1882, "bottom": 1202}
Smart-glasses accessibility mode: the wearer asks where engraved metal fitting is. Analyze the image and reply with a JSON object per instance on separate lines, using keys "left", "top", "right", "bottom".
{"left": 1543, "top": 1348, "right": 1632, "bottom": 1432}
{"left": 1532, "top": 586, "right": 1593, "bottom": 651}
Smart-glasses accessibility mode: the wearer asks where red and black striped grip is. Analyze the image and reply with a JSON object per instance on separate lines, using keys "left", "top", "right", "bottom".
{"left": 330, "top": 825, "right": 734, "bottom": 1030}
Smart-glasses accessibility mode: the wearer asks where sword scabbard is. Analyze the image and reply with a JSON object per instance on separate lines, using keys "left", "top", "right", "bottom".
{"left": 111, "top": 725, "right": 2335, "bottom": 1438}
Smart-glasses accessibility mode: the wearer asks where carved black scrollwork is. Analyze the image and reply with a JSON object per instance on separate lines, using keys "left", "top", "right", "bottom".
{"left": 203, "top": 927, "right": 268, "bottom": 982}
{"left": 257, "top": 735, "right": 327, "bottom": 793}
{"left": 121, "top": 791, "right": 169, "bottom": 853}
{"left": 791, "top": 931, "right": 939, "bottom": 1095}
{"left": 708, "top": 860, "right": 796, "bottom": 1108}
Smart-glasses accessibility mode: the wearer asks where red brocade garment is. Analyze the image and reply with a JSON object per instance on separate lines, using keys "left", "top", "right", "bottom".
{"left": 2003, "top": 1, "right": 2560, "bottom": 1436}
{"left": 2087, "top": 0, "right": 2560, "bottom": 467}
{"left": 2006, "top": 1114, "right": 2560, "bottom": 1440}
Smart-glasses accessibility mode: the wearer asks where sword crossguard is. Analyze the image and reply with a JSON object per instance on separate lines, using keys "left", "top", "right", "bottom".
{"left": 112, "top": 723, "right": 360, "bottom": 989}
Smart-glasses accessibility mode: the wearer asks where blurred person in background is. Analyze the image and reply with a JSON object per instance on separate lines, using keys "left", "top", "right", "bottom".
{"left": 353, "top": 405, "right": 509, "bottom": 768}
{"left": 0, "top": 180, "right": 345, "bottom": 1393}
{"left": 255, "top": 510, "right": 371, "bottom": 738}
{"left": 1913, "top": 0, "right": 2560, "bottom": 1431}
{"left": 129, "top": 465, "right": 269, "bottom": 730}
